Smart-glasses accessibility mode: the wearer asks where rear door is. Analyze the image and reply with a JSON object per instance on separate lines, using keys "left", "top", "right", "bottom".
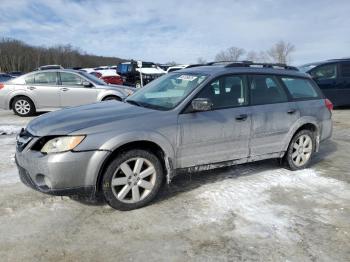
{"left": 59, "top": 72, "right": 97, "bottom": 107}
{"left": 248, "top": 74, "right": 299, "bottom": 156}
{"left": 177, "top": 74, "right": 251, "bottom": 168}
{"left": 27, "top": 71, "right": 61, "bottom": 109}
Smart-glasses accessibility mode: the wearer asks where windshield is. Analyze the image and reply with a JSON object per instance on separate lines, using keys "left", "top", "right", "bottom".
{"left": 126, "top": 72, "right": 207, "bottom": 110}
{"left": 77, "top": 71, "right": 107, "bottom": 86}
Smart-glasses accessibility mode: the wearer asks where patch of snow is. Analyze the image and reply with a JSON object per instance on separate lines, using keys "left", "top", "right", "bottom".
{"left": 188, "top": 167, "right": 350, "bottom": 242}
{"left": 0, "top": 168, "right": 19, "bottom": 185}
{"left": 0, "top": 125, "right": 22, "bottom": 135}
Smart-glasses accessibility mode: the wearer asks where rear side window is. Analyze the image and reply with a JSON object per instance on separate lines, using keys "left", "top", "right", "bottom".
{"left": 281, "top": 77, "right": 319, "bottom": 99}
{"left": 33, "top": 72, "right": 57, "bottom": 85}
{"left": 340, "top": 63, "right": 350, "bottom": 77}
{"left": 249, "top": 75, "right": 288, "bottom": 105}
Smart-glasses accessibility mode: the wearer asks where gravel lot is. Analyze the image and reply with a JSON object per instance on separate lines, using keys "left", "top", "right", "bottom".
{"left": 0, "top": 109, "right": 349, "bottom": 262}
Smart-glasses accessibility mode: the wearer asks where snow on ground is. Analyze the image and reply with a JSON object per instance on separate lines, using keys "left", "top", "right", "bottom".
{"left": 0, "top": 125, "right": 22, "bottom": 135}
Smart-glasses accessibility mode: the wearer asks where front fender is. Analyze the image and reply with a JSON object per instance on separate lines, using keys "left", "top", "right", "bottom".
{"left": 99, "top": 130, "right": 176, "bottom": 161}
{"left": 97, "top": 90, "right": 126, "bottom": 101}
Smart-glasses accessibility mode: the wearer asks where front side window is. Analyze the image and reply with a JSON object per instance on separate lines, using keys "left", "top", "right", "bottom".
{"left": 310, "top": 64, "right": 337, "bottom": 80}
{"left": 60, "top": 72, "right": 83, "bottom": 86}
{"left": 196, "top": 75, "right": 248, "bottom": 109}
{"left": 33, "top": 72, "right": 57, "bottom": 85}
{"left": 249, "top": 75, "right": 288, "bottom": 105}
{"left": 126, "top": 73, "right": 207, "bottom": 110}
{"left": 281, "top": 77, "right": 319, "bottom": 99}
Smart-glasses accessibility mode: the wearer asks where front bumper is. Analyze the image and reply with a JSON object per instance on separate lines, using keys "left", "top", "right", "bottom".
{"left": 15, "top": 147, "right": 110, "bottom": 197}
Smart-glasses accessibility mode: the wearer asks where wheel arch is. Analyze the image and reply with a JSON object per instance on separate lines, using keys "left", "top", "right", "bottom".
{"left": 281, "top": 119, "right": 320, "bottom": 156}
{"left": 9, "top": 94, "right": 36, "bottom": 110}
{"left": 95, "top": 139, "right": 174, "bottom": 195}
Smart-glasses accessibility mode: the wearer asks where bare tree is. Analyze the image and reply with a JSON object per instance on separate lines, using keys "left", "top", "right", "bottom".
{"left": 0, "top": 38, "right": 126, "bottom": 73}
{"left": 266, "top": 40, "right": 295, "bottom": 64}
{"left": 215, "top": 46, "right": 246, "bottom": 62}
{"left": 197, "top": 57, "right": 207, "bottom": 64}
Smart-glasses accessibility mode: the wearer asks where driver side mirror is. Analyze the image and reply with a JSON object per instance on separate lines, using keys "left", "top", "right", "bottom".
{"left": 83, "top": 81, "right": 93, "bottom": 87}
{"left": 191, "top": 98, "right": 213, "bottom": 112}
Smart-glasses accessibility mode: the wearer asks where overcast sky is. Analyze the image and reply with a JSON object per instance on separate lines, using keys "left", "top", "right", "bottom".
{"left": 1, "top": 0, "right": 349, "bottom": 65}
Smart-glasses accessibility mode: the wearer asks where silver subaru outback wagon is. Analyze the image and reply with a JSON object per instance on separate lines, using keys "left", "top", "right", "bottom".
{"left": 15, "top": 62, "right": 333, "bottom": 210}
{"left": 0, "top": 69, "right": 134, "bottom": 116}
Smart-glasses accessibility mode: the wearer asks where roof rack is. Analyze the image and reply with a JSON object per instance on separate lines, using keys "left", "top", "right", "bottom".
{"left": 224, "top": 61, "right": 298, "bottom": 71}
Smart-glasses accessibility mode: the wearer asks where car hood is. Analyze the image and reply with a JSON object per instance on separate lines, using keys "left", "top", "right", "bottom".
{"left": 27, "top": 101, "right": 154, "bottom": 136}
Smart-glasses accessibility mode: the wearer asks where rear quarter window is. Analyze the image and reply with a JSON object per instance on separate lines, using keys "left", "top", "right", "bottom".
{"left": 281, "top": 77, "right": 319, "bottom": 99}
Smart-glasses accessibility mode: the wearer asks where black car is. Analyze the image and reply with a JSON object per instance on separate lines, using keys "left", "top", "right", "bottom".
{"left": 299, "top": 59, "right": 350, "bottom": 106}
{"left": 117, "top": 61, "right": 165, "bottom": 88}
{"left": 0, "top": 73, "right": 14, "bottom": 82}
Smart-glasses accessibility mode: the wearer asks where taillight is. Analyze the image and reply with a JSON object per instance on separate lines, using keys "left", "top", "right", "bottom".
{"left": 0, "top": 83, "right": 4, "bottom": 90}
{"left": 325, "top": 99, "right": 333, "bottom": 111}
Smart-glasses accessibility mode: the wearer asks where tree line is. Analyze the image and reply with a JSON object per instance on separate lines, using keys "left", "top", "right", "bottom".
{"left": 198, "top": 40, "right": 296, "bottom": 65}
{"left": 0, "top": 38, "right": 125, "bottom": 73}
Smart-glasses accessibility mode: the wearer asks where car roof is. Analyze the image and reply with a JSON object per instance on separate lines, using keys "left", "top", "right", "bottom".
{"left": 31, "top": 69, "right": 81, "bottom": 73}
{"left": 300, "top": 58, "right": 350, "bottom": 68}
{"left": 179, "top": 65, "right": 309, "bottom": 78}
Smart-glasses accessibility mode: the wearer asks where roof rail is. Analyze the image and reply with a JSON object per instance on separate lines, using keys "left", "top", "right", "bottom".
{"left": 225, "top": 61, "right": 298, "bottom": 71}
{"left": 186, "top": 63, "right": 206, "bottom": 68}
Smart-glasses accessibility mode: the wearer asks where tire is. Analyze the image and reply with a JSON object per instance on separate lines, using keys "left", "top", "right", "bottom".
{"left": 284, "top": 129, "right": 315, "bottom": 170}
{"left": 102, "top": 149, "right": 164, "bottom": 211}
{"left": 102, "top": 96, "right": 121, "bottom": 101}
{"left": 12, "top": 96, "right": 36, "bottom": 117}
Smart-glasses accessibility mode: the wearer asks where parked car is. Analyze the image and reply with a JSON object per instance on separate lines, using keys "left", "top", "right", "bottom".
{"left": 36, "top": 65, "right": 64, "bottom": 70}
{"left": 0, "top": 73, "right": 15, "bottom": 82}
{"left": 15, "top": 62, "right": 332, "bottom": 210}
{"left": 117, "top": 60, "right": 165, "bottom": 88}
{"left": 299, "top": 58, "right": 350, "bottom": 106}
{"left": 0, "top": 69, "right": 134, "bottom": 116}
{"left": 89, "top": 71, "right": 123, "bottom": 85}
{"left": 8, "top": 71, "right": 23, "bottom": 77}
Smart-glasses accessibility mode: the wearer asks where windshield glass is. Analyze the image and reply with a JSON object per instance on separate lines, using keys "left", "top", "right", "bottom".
{"left": 77, "top": 71, "right": 107, "bottom": 85}
{"left": 126, "top": 72, "right": 207, "bottom": 110}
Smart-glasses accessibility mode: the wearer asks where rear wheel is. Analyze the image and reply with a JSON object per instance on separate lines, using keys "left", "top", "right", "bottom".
{"left": 12, "top": 96, "right": 35, "bottom": 117}
{"left": 102, "top": 149, "right": 164, "bottom": 210}
{"left": 285, "top": 129, "right": 315, "bottom": 170}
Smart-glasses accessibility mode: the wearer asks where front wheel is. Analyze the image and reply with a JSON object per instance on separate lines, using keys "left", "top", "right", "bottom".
{"left": 102, "top": 149, "right": 164, "bottom": 211}
{"left": 284, "top": 130, "right": 315, "bottom": 170}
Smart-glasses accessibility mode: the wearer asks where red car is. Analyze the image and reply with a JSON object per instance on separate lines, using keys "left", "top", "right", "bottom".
{"left": 90, "top": 72, "right": 123, "bottom": 85}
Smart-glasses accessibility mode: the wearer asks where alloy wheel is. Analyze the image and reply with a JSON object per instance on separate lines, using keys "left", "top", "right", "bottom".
{"left": 291, "top": 134, "right": 313, "bottom": 167}
{"left": 111, "top": 157, "right": 157, "bottom": 203}
{"left": 15, "top": 100, "right": 31, "bottom": 115}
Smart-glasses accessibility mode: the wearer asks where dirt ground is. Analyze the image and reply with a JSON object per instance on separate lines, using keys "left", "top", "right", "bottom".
{"left": 0, "top": 109, "right": 349, "bottom": 262}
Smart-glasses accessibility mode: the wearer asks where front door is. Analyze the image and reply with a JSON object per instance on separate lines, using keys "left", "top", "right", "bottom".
{"left": 59, "top": 72, "right": 97, "bottom": 107}
{"left": 177, "top": 74, "right": 251, "bottom": 168}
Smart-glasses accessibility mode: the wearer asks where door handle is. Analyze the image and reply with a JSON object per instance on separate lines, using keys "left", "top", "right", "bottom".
{"left": 235, "top": 114, "right": 248, "bottom": 121}
{"left": 27, "top": 86, "right": 36, "bottom": 90}
{"left": 61, "top": 87, "right": 69, "bottom": 91}
{"left": 287, "top": 109, "right": 297, "bottom": 114}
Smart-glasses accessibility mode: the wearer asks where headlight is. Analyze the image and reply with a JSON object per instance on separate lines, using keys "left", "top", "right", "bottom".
{"left": 41, "top": 136, "right": 85, "bottom": 154}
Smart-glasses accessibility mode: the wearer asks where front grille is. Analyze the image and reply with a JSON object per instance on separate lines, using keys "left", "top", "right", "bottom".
{"left": 16, "top": 128, "right": 33, "bottom": 152}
